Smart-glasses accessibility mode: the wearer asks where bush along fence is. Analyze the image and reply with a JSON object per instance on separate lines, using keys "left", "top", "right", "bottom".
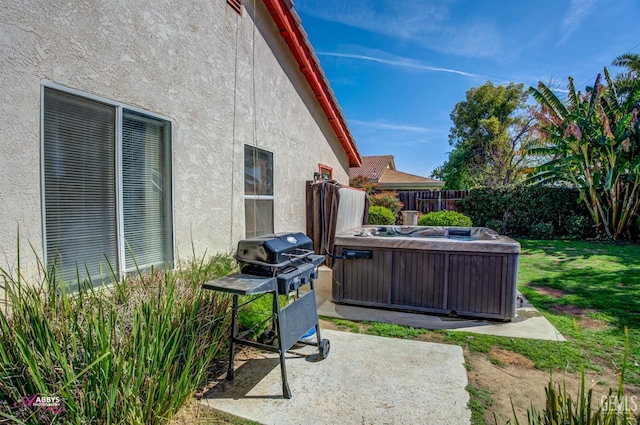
{"left": 456, "top": 185, "right": 595, "bottom": 239}
{"left": 396, "top": 190, "right": 469, "bottom": 214}
{"left": 393, "top": 186, "right": 596, "bottom": 239}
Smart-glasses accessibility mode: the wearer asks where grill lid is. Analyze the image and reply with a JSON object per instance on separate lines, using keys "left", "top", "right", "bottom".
{"left": 236, "top": 232, "right": 313, "bottom": 265}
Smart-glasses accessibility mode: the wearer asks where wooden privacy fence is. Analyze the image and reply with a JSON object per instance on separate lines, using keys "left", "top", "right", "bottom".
{"left": 396, "top": 190, "right": 469, "bottom": 214}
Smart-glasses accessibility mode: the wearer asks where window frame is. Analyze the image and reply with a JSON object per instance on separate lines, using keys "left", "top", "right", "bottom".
{"left": 243, "top": 144, "right": 275, "bottom": 238}
{"left": 40, "top": 81, "right": 175, "bottom": 281}
{"left": 318, "top": 164, "right": 333, "bottom": 180}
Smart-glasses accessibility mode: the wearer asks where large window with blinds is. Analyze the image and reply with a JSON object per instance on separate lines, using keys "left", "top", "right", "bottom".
{"left": 244, "top": 145, "right": 274, "bottom": 238}
{"left": 42, "top": 86, "right": 173, "bottom": 284}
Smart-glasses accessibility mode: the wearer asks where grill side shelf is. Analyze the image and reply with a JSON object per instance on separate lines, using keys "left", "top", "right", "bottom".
{"left": 202, "top": 273, "right": 277, "bottom": 295}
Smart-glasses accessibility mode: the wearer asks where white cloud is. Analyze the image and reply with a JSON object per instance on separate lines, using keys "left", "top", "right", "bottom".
{"left": 296, "top": 1, "right": 502, "bottom": 59}
{"left": 318, "top": 51, "right": 484, "bottom": 79}
{"left": 349, "top": 119, "right": 431, "bottom": 133}
{"left": 295, "top": 1, "right": 445, "bottom": 38}
{"left": 560, "top": 0, "right": 598, "bottom": 44}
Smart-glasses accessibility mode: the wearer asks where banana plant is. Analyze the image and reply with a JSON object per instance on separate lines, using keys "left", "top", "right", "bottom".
{"left": 527, "top": 68, "right": 640, "bottom": 239}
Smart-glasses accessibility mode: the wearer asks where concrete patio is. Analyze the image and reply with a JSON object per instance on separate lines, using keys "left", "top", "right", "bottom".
{"left": 202, "top": 267, "right": 564, "bottom": 424}
{"left": 203, "top": 329, "right": 471, "bottom": 425}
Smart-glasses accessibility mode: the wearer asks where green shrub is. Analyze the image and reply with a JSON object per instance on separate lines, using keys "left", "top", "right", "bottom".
{"left": 0, "top": 251, "right": 234, "bottom": 424}
{"left": 418, "top": 210, "right": 472, "bottom": 227}
{"left": 486, "top": 219, "right": 506, "bottom": 234}
{"left": 369, "top": 191, "right": 404, "bottom": 215}
{"left": 530, "top": 222, "right": 555, "bottom": 240}
{"left": 563, "top": 214, "right": 596, "bottom": 239}
{"left": 457, "top": 185, "right": 594, "bottom": 239}
{"left": 367, "top": 206, "right": 395, "bottom": 225}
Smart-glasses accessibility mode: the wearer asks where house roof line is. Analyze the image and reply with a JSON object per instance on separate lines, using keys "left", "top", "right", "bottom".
{"left": 381, "top": 169, "right": 442, "bottom": 182}
{"left": 348, "top": 155, "right": 394, "bottom": 181}
{"left": 263, "top": 0, "right": 362, "bottom": 167}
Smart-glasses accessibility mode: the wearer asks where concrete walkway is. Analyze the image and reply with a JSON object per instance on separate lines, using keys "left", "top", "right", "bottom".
{"left": 203, "top": 329, "right": 471, "bottom": 425}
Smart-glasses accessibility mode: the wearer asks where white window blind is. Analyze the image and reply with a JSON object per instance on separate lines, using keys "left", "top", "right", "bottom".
{"left": 244, "top": 145, "right": 274, "bottom": 238}
{"left": 122, "top": 110, "right": 172, "bottom": 270}
{"left": 43, "top": 89, "right": 118, "bottom": 283}
{"left": 42, "top": 86, "right": 173, "bottom": 284}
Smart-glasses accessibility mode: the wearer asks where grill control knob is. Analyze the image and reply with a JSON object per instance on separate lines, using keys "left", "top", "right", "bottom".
{"left": 288, "top": 277, "right": 301, "bottom": 292}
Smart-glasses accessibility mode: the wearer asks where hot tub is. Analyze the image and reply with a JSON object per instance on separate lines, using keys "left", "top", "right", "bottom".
{"left": 331, "top": 226, "right": 520, "bottom": 320}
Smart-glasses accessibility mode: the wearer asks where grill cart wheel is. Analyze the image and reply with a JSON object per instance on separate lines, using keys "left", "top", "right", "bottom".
{"left": 319, "top": 338, "right": 330, "bottom": 359}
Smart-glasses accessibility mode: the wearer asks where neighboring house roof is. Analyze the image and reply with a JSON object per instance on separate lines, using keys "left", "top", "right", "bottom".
{"left": 379, "top": 169, "right": 445, "bottom": 190}
{"left": 264, "top": 0, "right": 362, "bottom": 167}
{"left": 348, "top": 155, "right": 395, "bottom": 181}
{"left": 349, "top": 155, "right": 444, "bottom": 190}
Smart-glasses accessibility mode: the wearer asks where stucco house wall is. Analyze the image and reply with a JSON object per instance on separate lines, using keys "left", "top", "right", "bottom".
{"left": 0, "top": 0, "right": 354, "bottom": 293}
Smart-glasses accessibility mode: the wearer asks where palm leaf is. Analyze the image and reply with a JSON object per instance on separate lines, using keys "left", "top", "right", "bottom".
{"left": 585, "top": 74, "right": 602, "bottom": 121}
{"left": 529, "top": 83, "right": 569, "bottom": 120}
{"left": 612, "top": 52, "right": 640, "bottom": 74}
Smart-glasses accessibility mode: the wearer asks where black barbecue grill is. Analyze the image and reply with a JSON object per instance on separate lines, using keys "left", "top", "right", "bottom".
{"left": 203, "top": 232, "right": 330, "bottom": 399}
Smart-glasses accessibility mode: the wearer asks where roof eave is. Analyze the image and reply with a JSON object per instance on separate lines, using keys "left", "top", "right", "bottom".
{"left": 263, "top": 0, "right": 362, "bottom": 167}
{"left": 378, "top": 182, "right": 445, "bottom": 190}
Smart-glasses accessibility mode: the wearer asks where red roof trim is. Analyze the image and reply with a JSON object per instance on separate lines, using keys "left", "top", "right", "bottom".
{"left": 263, "top": 0, "right": 362, "bottom": 167}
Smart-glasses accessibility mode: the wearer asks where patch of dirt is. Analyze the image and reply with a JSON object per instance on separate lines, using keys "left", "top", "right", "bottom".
{"left": 318, "top": 318, "right": 341, "bottom": 331}
{"left": 579, "top": 317, "right": 612, "bottom": 331}
{"left": 550, "top": 305, "right": 610, "bottom": 331}
{"left": 415, "top": 331, "right": 447, "bottom": 343}
{"left": 319, "top": 317, "right": 370, "bottom": 333}
{"left": 489, "top": 347, "right": 535, "bottom": 369}
{"left": 533, "top": 286, "right": 566, "bottom": 299}
{"left": 551, "top": 305, "right": 597, "bottom": 316}
{"left": 170, "top": 400, "right": 221, "bottom": 425}
{"left": 467, "top": 350, "right": 639, "bottom": 424}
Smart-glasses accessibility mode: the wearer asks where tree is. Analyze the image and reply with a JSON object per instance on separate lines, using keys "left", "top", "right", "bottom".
{"left": 613, "top": 53, "right": 640, "bottom": 76}
{"left": 432, "top": 82, "right": 535, "bottom": 189}
{"left": 349, "top": 175, "right": 379, "bottom": 194}
{"left": 528, "top": 68, "right": 640, "bottom": 239}
{"left": 612, "top": 53, "right": 640, "bottom": 101}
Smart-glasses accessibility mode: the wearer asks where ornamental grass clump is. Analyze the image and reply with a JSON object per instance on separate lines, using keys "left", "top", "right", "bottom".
{"left": 508, "top": 328, "right": 639, "bottom": 425}
{"left": 0, "top": 246, "right": 234, "bottom": 424}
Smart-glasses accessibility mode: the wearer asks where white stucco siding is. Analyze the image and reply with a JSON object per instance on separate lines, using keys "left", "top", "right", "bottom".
{"left": 0, "top": 0, "right": 351, "bottom": 280}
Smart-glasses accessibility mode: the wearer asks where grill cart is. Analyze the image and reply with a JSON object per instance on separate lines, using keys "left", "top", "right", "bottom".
{"left": 203, "top": 232, "right": 330, "bottom": 399}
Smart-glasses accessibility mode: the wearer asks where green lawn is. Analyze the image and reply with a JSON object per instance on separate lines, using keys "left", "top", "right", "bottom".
{"left": 516, "top": 239, "right": 640, "bottom": 383}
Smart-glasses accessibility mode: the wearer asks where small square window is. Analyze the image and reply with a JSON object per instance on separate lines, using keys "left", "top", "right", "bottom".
{"left": 318, "top": 164, "right": 333, "bottom": 180}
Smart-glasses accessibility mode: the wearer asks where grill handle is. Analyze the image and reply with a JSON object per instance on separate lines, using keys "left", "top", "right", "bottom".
{"left": 282, "top": 249, "right": 314, "bottom": 260}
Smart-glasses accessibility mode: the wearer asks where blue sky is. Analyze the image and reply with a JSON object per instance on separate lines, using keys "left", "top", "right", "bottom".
{"left": 294, "top": 0, "right": 640, "bottom": 178}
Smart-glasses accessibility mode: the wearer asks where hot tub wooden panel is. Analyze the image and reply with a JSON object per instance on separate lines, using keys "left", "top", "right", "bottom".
{"left": 331, "top": 226, "right": 520, "bottom": 320}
